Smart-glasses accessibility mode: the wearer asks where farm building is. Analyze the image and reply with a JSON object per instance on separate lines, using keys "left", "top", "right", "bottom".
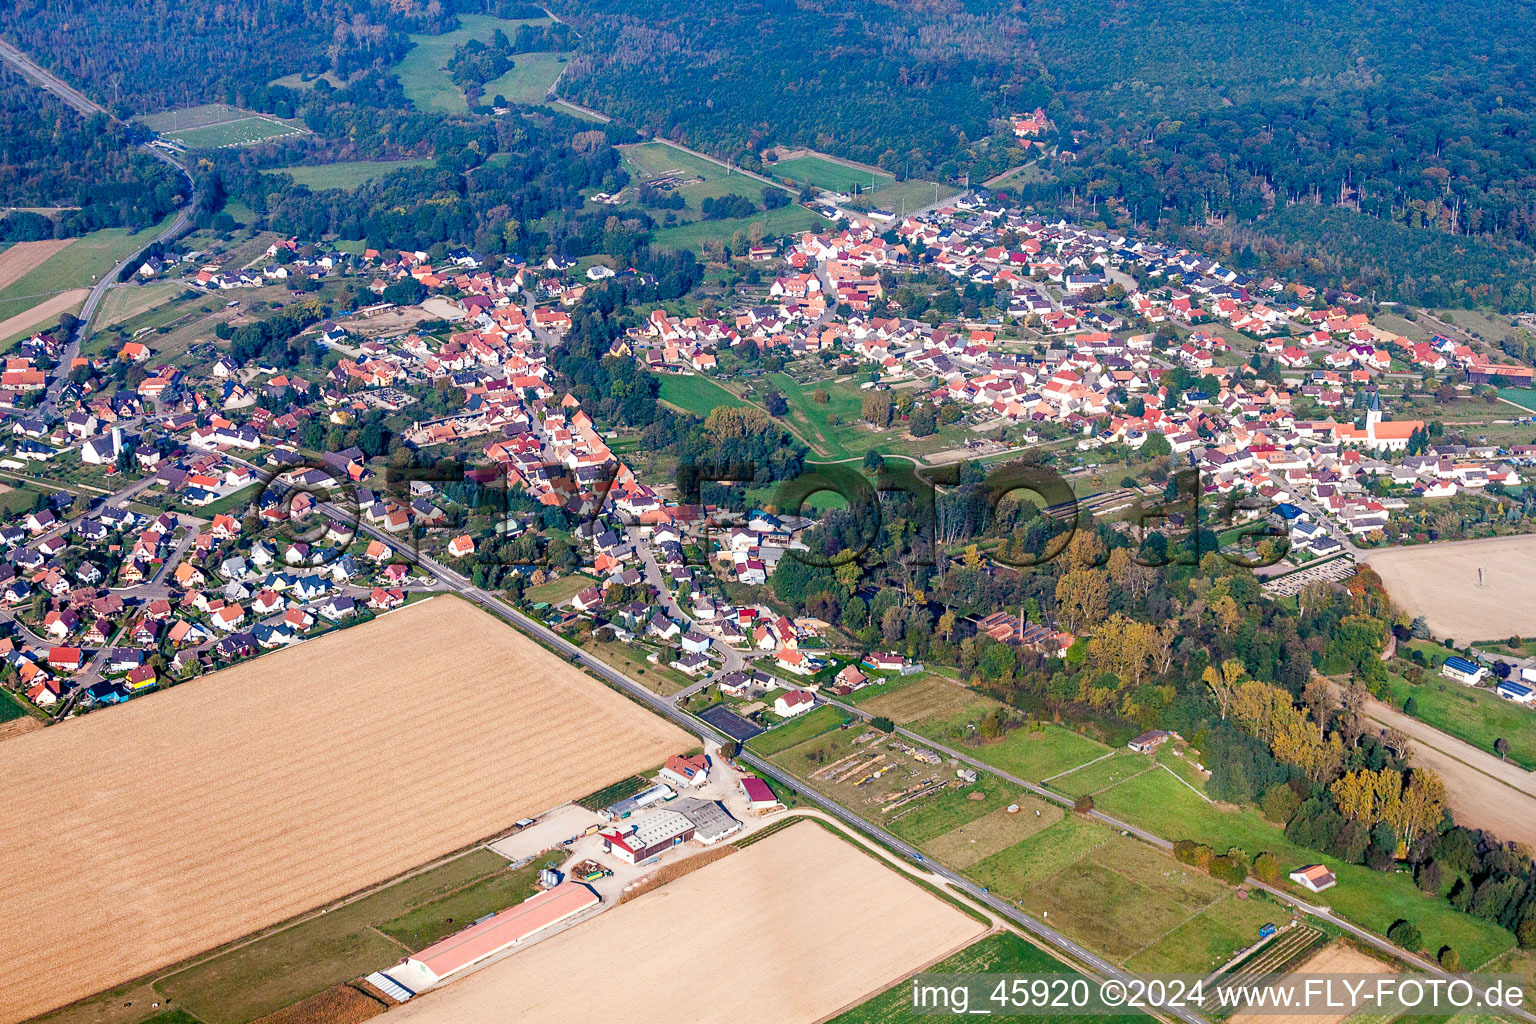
{"left": 1441, "top": 656, "right": 1488, "bottom": 686}
{"left": 672, "top": 797, "right": 742, "bottom": 844}
{"left": 659, "top": 753, "right": 709, "bottom": 788}
{"left": 389, "top": 881, "right": 600, "bottom": 990}
{"left": 739, "top": 776, "right": 779, "bottom": 812}
{"left": 1289, "top": 864, "right": 1336, "bottom": 892}
{"left": 1128, "top": 729, "right": 1171, "bottom": 754}
{"left": 1498, "top": 679, "right": 1536, "bottom": 704}
{"left": 600, "top": 782, "right": 675, "bottom": 821}
{"left": 599, "top": 808, "right": 695, "bottom": 863}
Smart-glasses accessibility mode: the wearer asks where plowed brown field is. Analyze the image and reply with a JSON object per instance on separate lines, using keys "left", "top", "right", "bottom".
{"left": 0, "top": 596, "right": 687, "bottom": 1024}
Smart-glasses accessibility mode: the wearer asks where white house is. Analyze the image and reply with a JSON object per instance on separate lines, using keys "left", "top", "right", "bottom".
{"left": 774, "top": 688, "right": 815, "bottom": 718}
{"left": 1440, "top": 656, "right": 1488, "bottom": 686}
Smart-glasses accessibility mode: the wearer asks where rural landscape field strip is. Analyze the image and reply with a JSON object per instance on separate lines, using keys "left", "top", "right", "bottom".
{"left": 0, "top": 597, "right": 687, "bottom": 1024}
{"left": 385, "top": 820, "right": 987, "bottom": 1024}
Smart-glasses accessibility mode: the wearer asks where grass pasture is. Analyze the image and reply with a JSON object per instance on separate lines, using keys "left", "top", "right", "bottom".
{"left": 618, "top": 141, "right": 767, "bottom": 215}
{"left": 747, "top": 703, "right": 848, "bottom": 755}
{"left": 523, "top": 571, "right": 597, "bottom": 606}
{"left": 655, "top": 372, "right": 748, "bottom": 416}
{"left": 1124, "top": 891, "right": 1283, "bottom": 974}
{"left": 1381, "top": 671, "right": 1536, "bottom": 769}
{"left": 650, "top": 204, "right": 828, "bottom": 252}
{"left": 96, "top": 281, "right": 184, "bottom": 329}
{"left": 483, "top": 52, "right": 569, "bottom": 105}
{"left": 921, "top": 794, "right": 1063, "bottom": 869}
{"left": 1048, "top": 750, "right": 1153, "bottom": 797}
{"left": 394, "top": 14, "right": 555, "bottom": 113}
{"left": 1089, "top": 765, "right": 1514, "bottom": 968}
{"left": 856, "top": 673, "right": 990, "bottom": 725}
{"left": 0, "top": 597, "right": 687, "bottom": 1024}
{"left": 909, "top": 713, "right": 1110, "bottom": 783}
{"left": 0, "top": 215, "right": 175, "bottom": 331}
{"left": 271, "top": 159, "right": 434, "bottom": 191}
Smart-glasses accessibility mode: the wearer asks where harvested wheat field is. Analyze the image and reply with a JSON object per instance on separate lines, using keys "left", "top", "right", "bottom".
{"left": 0, "top": 287, "right": 87, "bottom": 341}
{"left": 0, "top": 238, "right": 72, "bottom": 289}
{"left": 1366, "top": 536, "right": 1536, "bottom": 641}
{"left": 1230, "top": 942, "right": 1391, "bottom": 1024}
{"left": 0, "top": 596, "right": 687, "bottom": 1024}
{"left": 389, "top": 821, "right": 987, "bottom": 1024}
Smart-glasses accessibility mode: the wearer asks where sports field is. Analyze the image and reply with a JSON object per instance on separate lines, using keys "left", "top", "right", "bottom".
{"left": 271, "top": 159, "right": 434, "bottom": 191}
{"left": 141, "top": 104, "right": 304, "bottom": 148}
{"left": 770, "top": 153, "right": 893, "bottom": 193}
{"left": 385, "top": 821, "right": 987, "bottom": 1024}
{"left": 1366, "top": 535, "right": 1536, "bottom": 641}
{"left": 0, "top": 596, "right": 687, "bottom": 1023}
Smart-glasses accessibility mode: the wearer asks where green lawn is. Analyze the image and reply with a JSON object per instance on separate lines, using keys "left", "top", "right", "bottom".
{"left": 907, "top": 716, "right": 1110, "bottom": 783}
{"left": 650, "top": 204, "right": 828, "bottom": 253}
{"left": 270, "top": 159, "right": 433, "bottom": 190}
{"left": 394, "top": 14, "right": 553, "bottom": 113}
{"left": 1497, "top": 388, "right": 1536, "bottom": 412}
{"left": 656, "top": 373, "right": 748, "bottom": 416}
{"left": 747, "top": 703, "right": 848, "bottom": 755}
{"left": 0, "top": 215, "right": 176, "bottom": 326}
{"left": 0, "top": 687, "right": 28, "bottom": 723}
{"left": 1124, "top": 890, "right": 1283, "bottom": 974}
{"left": 1091, "top": 767, "right": 1514, "bottom": 968}
{"left": 1381, "top": 670, "right": 1536, "bottom": 769}
{"left": 769, "top": 154, "right": 892, "bottom": 193}
{"left": 1048, "top": 750, "right": 1153, "bottom": 797}
{"left": 483, "top": 52, "right": 569, "bottom": 105}
{"left": 523, "top": 571, "right": 597, "bottom": 605}
{"left": 154, "top": 849, "right": 552, "bottom": 1024}
{"left": 831, "top": 930, "right": 1146, "bottom": 1024}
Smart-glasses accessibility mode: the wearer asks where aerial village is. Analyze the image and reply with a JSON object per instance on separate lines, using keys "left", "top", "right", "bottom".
{"left": 1, "top": 184, "right": 1534, "bottom": 733}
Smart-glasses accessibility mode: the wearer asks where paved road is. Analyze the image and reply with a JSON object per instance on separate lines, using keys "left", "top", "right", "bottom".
{"left": 287, "top": 491, "right": 1207, "bottom": 1024}
{"left": 0, "top": 37, "right": 198, "bottom": 414}
{"left": 821, "top": 694, "right": 1536, "bottom": 1015}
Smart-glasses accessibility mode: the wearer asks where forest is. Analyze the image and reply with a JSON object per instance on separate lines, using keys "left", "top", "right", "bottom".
{"left": 0, "top": 70, "right": 185, "bottom": 239}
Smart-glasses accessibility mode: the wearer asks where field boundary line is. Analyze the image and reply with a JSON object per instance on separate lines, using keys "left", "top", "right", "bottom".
{"left": 1158, "top": 762, "right": 1214, "bottom": 803}
{"left": 1121, "top": 887, "right": 1232, "bottom": 964}
{"left": 1041, "top": 748, "right": 1116, "bottom": 783}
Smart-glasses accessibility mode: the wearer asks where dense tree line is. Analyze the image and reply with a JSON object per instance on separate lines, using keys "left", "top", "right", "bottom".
{"left": 0, "top": 71, "right": 184, "bottom": 238}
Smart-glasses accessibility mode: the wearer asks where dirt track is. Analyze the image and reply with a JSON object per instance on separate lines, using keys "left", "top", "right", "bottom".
{"left": 387, "top": 820, "right": 988, "bottom": 1024}
{"left": 1363, "top": 694, "right": 1536, "bottom": 848}
{"left": 1366, "top": 536, "right": 1536, "bottom": 641}
{"left": 0, "top": 238, "right": 72, "bottom": 290}
{"left": 0, "top": 597, "right": 688, "bottom": 1024}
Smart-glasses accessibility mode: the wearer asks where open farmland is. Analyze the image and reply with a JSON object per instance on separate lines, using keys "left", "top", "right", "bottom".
{"left": 1366, "top": 536, "right": 1536, "bottom": 641}
{"left": 385, "top": 821, "right": 987, "bottom": 1024}
{"left": 832, "top": 930, "right": 1146, "bottom": 1024}
{"left": 1230, "top": 942, "right": 1392, "bottom": 1024}
{"left": 0, "top": 596, "right": 687, "bottom": 1024}
{"left": 0, "top": 239, "right": 72, "bottom": 289}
